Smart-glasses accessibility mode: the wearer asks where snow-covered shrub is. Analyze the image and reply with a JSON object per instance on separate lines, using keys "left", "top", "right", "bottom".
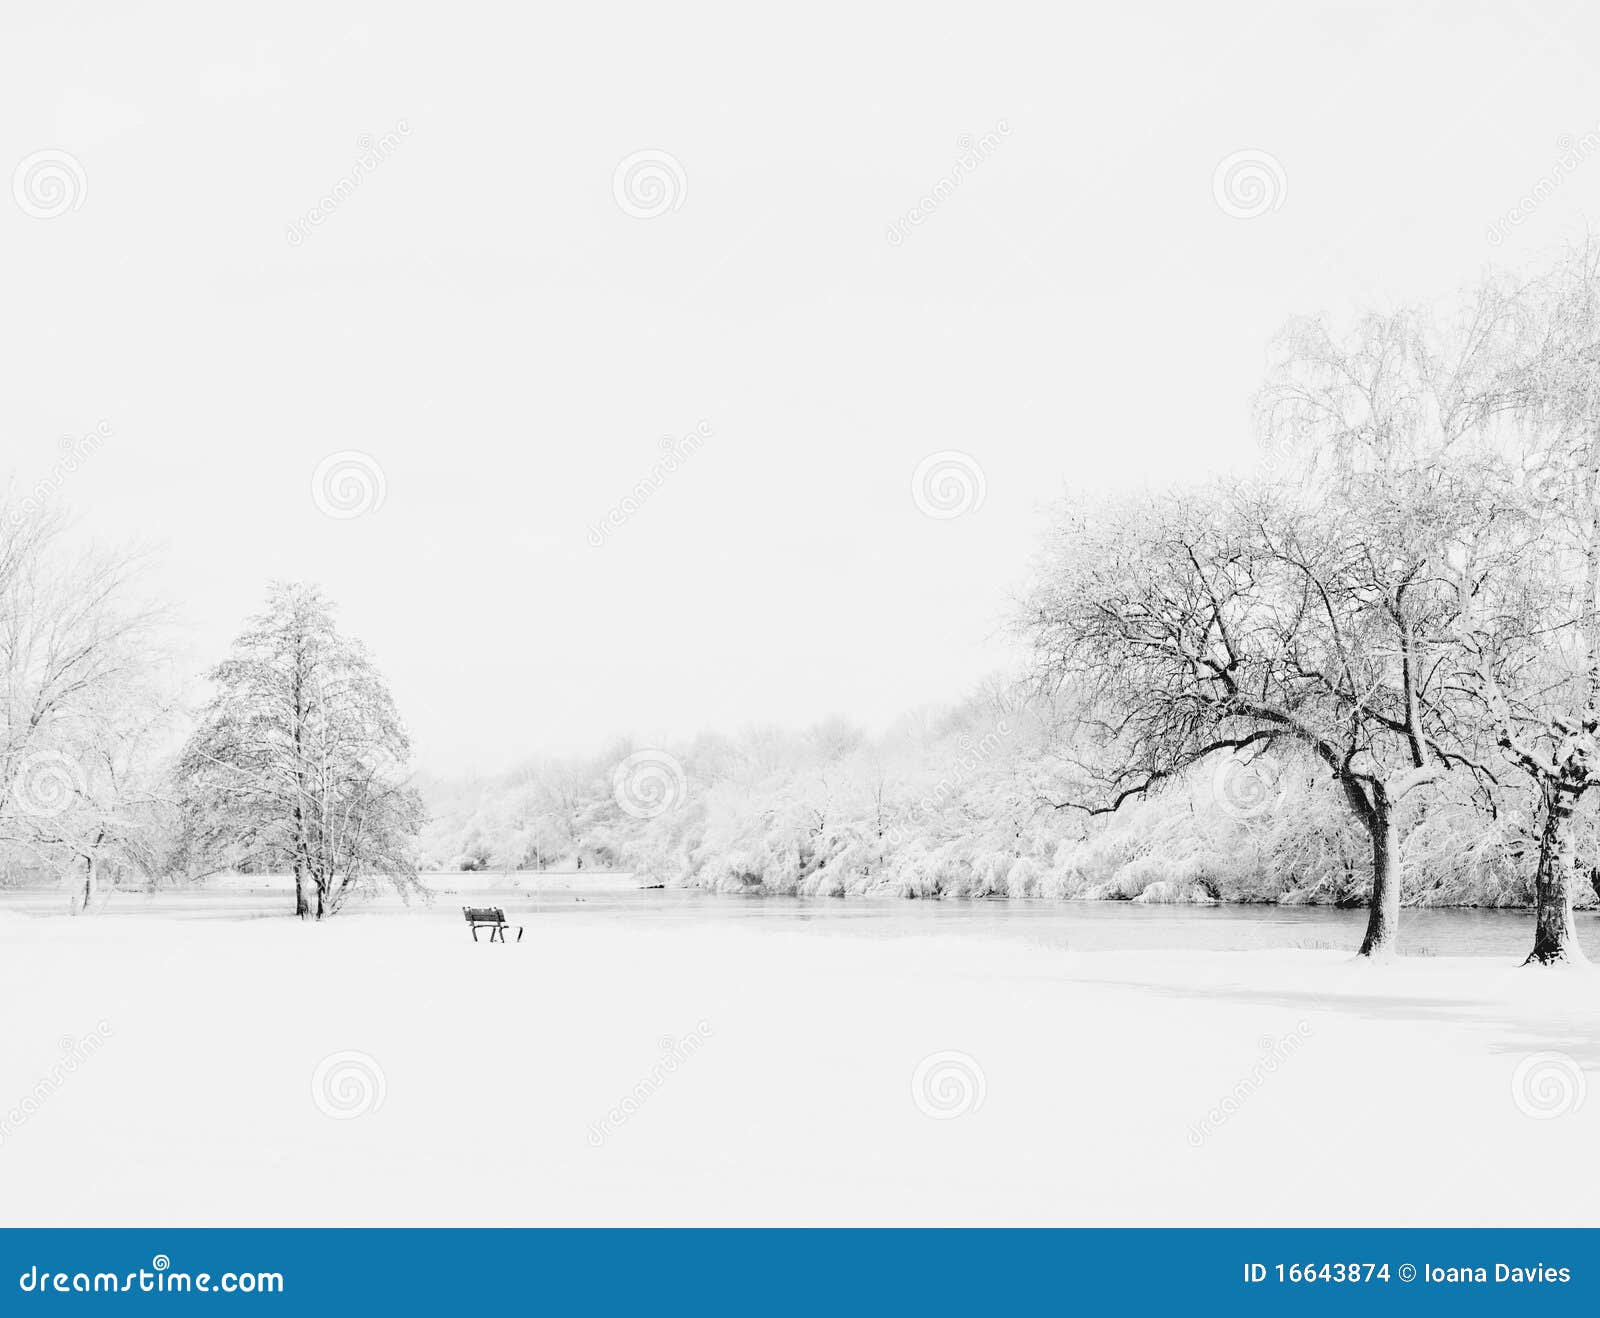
{"left": 411, "top": 689, "right": 1571, "bottom": 909}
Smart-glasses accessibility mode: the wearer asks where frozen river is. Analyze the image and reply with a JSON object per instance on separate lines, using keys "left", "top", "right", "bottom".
{"left": 1, "top": 879, "right": 1591, "bottom": 959}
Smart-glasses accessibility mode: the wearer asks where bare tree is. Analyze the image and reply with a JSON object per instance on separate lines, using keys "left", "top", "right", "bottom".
{"left": 1021, "top": 477, "right": 1482, "bottom": 956}
{"left": 0, "top": 496, "right": 166, "bottom": 901}
{"left": 1456, "top": 239, "right": 1600, "bottom": 963}
{"left": 36, "top": 689, "right": 182, "bottom": 911}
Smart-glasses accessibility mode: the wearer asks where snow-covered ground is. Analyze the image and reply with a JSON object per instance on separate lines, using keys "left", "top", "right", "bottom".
{"left": 1, "top": 903, "right": 1595, "bottom": 1227}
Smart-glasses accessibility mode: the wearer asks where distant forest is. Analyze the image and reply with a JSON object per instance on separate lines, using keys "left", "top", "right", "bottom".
{"left": 415, "top": 685, "right": 1590, "bottom": 912}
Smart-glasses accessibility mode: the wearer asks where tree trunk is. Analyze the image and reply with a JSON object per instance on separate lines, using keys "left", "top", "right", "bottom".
{"left": 294, "top": 859, "right": 312, "bottom": 919}
{"left": 292, "top": 651, "right": 311, "bottom": 919}
{"left": 76, "top": 853, "right": 95, "bottom": 915}
{"left": 1357, "top": 789, "right": 1400, "bottom": 958}
{"left": 1526, "top": 790, "right": 1586, "bottom": 966}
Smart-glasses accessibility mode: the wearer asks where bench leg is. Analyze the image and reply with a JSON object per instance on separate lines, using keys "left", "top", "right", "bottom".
{"left": 516, "top": 926, "right": 524, "bottom": 943}
{"left": 471, "top": 925, "right": 482, "bottom": 942}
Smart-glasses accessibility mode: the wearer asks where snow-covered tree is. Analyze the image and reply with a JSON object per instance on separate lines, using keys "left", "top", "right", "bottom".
{"left": 175, "top": 582, "right": 422, "bottom": 919}
{"left": 0, "top": 497, "right": 169, "bottom": 902}
{"left": 1458, "top": 238, "right": 1600, "bottom": 963}
{"left": 1019, "top": 456, "right": 1500, "bottom": 959}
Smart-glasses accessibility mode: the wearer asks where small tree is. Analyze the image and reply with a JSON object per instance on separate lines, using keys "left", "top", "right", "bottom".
{"left": 176, "top": 582, "right": 422, "bottom": 919}
{"left": 43, "top": 692, "right": 181, "bottom": 911}
{"left": 0, "top": 497, "right": 167, "bottom": 903}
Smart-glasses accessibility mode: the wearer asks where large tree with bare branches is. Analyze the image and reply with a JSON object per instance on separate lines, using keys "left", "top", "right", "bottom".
{"left": 1021, "top": 461, "right": 1497, "bottom": 957}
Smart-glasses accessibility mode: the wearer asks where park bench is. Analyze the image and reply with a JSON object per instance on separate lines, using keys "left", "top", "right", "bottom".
{"left": 463, "top": 905, "right": 523, "bottom": 943}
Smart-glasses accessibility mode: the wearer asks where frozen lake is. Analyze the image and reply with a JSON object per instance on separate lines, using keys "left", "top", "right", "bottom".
{"left": 1, "top": 880, "right": 1591, "bottom": 959}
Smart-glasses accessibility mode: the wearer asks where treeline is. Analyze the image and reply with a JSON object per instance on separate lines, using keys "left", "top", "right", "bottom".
{"left": 415, "top": 691, "right": 1590, "bottom": 911}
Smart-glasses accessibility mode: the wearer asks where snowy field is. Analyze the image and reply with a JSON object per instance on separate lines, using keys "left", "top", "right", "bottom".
{"left": 2, "top": 899, "right": 1596, "bottom": 1227}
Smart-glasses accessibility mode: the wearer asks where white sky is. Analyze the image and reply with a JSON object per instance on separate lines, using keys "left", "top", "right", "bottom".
{"left": 4, "top": 1, "right": 1598, "bottom": 772}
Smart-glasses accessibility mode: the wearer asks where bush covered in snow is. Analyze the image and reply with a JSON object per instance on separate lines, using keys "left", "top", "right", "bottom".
{"left": 413, "top": 689, "right": 1590, "bottom": 909}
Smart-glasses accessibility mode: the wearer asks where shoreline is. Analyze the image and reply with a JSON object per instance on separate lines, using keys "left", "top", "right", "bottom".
{"left": 1, "top": 876, "right": 1591, "bottom": 915}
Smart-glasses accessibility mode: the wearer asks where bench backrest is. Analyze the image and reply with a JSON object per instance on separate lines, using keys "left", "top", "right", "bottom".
{"left": 463, "top": 906, "right": 506, "bottom": 924}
